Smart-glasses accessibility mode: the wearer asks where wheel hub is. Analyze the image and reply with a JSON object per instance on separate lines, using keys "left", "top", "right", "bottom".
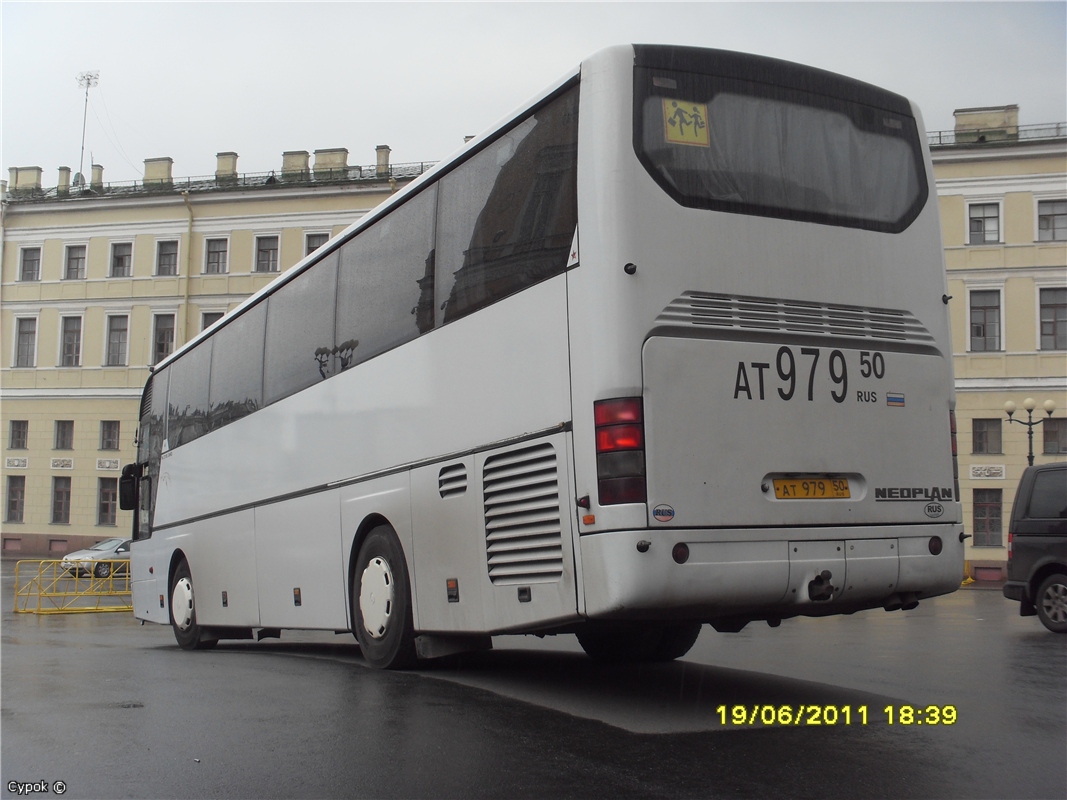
{"left": 360, "top": 557, "right": 394, "bottom": 639}
{"left": 1042, "top": 582, "right": 1067, "bottom": 624}
{"left": 172, "top": 577, "right": 194, "bottom": 631}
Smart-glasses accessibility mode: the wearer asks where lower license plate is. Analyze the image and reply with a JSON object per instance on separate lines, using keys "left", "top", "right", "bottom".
{"left": 773, "top": 477, "right": 851, "bottom": 500}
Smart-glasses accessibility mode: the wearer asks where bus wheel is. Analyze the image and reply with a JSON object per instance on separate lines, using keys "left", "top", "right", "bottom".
{"left": 650, "top": 622, "right": 702, "bottom": 661}
{"left": 1035, "top": 573, "right": 1067, "bottom": 633}
{"left": 353, "top": 525, "right": 417, "bottom": 669}
{"left": 170, "top": 559, "right": 218, "bottom": 651}
{"left": 576, "top": 621, "right": 663, "bottom": 662}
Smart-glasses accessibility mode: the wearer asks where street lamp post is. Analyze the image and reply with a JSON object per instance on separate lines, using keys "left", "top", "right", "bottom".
{"left": 1004, "top": 398, "right": 1057, "bottom": 467}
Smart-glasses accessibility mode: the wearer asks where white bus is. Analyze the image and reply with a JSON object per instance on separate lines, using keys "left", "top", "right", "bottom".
{"left": 121, "top": 44, "right": 964, "bottom": 668}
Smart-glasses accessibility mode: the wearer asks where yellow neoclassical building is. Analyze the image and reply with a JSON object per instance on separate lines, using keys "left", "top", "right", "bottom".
{"left": 931, "top": 107, "right": 1067, "bottom": 581}
{"left": 1, "top": 147, "right": 429, "bottom": 556}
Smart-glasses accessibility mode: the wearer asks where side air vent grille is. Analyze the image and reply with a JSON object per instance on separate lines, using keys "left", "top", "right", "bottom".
{"left": 438, "top": 463, "right": 467, "bottom": 498}
{"left": 656, "top": 292, "right": 935, "bottom": 347}
{"left": 482, "top": 442, "right": 563, "bottom": 585}
{"left": 139, "top": 376, "right": 153, "bottom": 421}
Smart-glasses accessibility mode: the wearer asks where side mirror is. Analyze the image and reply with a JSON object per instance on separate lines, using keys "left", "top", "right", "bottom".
{"left": 119, "top": 463, "right": 142, "bottom": 510}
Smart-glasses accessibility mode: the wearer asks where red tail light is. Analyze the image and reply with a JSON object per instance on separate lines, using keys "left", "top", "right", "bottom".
{"left": 594, "top": 397, "right": 646, "bottom": 505}
{"left": 1007, "top": 532, "right": 1013, "bottom": 562}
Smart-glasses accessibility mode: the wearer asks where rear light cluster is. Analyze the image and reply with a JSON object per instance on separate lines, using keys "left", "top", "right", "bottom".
{"left": 949, "top": 411, "right": 960, "bottom": 502}
{"left": 594, "top": 397, "right": 647, "bottom": 505}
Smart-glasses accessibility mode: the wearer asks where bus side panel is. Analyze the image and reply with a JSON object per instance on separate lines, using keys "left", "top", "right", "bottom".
{"left": 175, "top": 509, "right": 260, "bottom": 628}
{"left": 410, "top": 455, "right": 488, "bottom": 633}
{"left": 151, "top": 277, "right": 573, "bottom": 530}
{"left": 338, "top": 471, "right": 415, "bottom": 629}
{"left": 254, "top": 491, "right": 348, "bottom": 630}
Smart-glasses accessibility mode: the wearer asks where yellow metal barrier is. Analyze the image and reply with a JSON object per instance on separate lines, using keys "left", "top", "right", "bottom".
{"left": 14, "top": 559, "right": 132, "bottom": 614}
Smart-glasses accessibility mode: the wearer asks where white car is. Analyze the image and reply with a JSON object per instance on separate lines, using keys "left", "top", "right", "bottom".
{"left": 61, "top": 538, "right": 131, "bottom": 578}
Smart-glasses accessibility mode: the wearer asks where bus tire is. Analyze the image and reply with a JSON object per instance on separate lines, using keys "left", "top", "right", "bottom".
{"left": 353, "top": 525, "right": 417, "bottom": 669}
{"left": 650, "top": 622, "right": 702, "bottom": 661}
{"left": 1035, "top": 573, "right": 1067, "bottom": 634}
{"left": 170, "top": 559, "right": 218, "bottom": 651}
{"left": 576, "top": 621, "right": 663, "bottom": 662}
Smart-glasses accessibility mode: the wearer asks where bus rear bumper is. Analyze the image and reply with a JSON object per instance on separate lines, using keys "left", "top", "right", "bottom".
{"left": 578, "top": 524, "right": 965, "bottom": 621}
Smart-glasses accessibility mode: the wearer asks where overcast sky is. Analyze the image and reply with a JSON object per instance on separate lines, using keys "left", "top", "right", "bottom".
{"left": 3, "top": 2, "right": 1065, "bottom": 186}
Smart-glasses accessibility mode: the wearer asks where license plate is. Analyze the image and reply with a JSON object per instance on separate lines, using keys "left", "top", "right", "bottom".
{"left": 773, "top": 477, "right": 851, "bottom": 500}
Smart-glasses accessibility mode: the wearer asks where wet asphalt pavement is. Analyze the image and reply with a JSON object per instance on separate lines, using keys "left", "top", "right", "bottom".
{"left": 1, "top": 559, "right": 1064, "bottom": 799}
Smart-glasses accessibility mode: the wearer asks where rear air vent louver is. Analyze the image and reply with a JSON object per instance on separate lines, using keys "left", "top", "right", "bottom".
{"left": 655, "top": 292, "right": 936, "bottom": 349}
{"left": 438, "top": 463, "right": 467, "bottom": 498}
{"left": 482, "top": 442, "right": 564, "bottom": 585}
{"left": 139, "top": 376, "right": 153, "bottom": 421}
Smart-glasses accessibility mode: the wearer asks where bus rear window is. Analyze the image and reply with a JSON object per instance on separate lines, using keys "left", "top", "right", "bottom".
{"left": 633, "top": 66, "right": 928, "bottom": 233}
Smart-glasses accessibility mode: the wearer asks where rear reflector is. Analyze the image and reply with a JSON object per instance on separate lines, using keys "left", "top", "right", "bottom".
{"left": 594, "top": 398, "right": 646, "bottom": 505}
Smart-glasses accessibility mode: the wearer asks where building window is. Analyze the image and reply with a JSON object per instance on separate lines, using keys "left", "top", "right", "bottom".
{"left": 153, "top": 314, "right": 175, "bottom": 365}
{"left": 1040, "top": 287, "right": 1067, "bottom": 350}
{"left": 205, "top": 239, "right": 228, "bottom": 274}
{"left": 202, "top": 312, "right": 224, "bottom": 331}
{"left": 52, "top": 477, "right": 72, "bottom": 524}
{"left": 110, "top": 242, "right": 132, "bottom": 277}
{"left": 255, "top": 236, "right": 280, "bottom": 273}
{"left": 19, "top": 248, "right": 42, "bottom": 281}
{"left": 970, "top": 290, "right": 1000, "bottom": 351}
{"left": 106, "top": 316, "right": 128, "bottom": 366}
{"left": 971, "top": 418, "right": 1002, "bottom": 454}
{"left": 15, "top": 318, "right": 37, "bottom": 367}
{"left": 1038, "top": 199, "right": 1067, "bottom": 242}
{"left": 54, "top": 420, "right": 74, "bottom": 450}
{"left": 7, "top": 476, "right": 25, "bottom": 523}
{"left": 157, "top": 241, "right": 179, "bottom": 276}
{"left": 61, "top": 316, "right": 82, "bottom": 367}
{"left": 64, "top": 245, "right": 87, "bottom": 280}
{"left": 9, "top": 420, "right": 29, "bottom": 450}
{"left": 972, "top": 488, "right": 1002, "bottom": 547}
{"left": 98, "top": 478, "right": 118, "bottom": 526}
{"left": 306, "top": 233, "right": 329, "bottom": 256}
{"left": 100, "top": 421, "right": 121, "bottom": 450}
{"left": 1044, "top": 419, "right": 1067, "bottom": 455}
{"left": 969, "top": 203, "right": 1000, "bottom": 245}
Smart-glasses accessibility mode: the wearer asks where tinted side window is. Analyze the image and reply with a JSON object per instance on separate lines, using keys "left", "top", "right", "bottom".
{"left": 1028, "top": 470, "right": 1067, "bottom": 519}
{"left": 335, "top": 187, "right": 436, "bottom": 367}
{"left": 262, "top": 251, "right": 339, "bottom": 406}
{"left": 436, "top": 86, "right": 578, "bottom": 324}
{"left": 167, "top": 341, "right": 212, "bottom": 448}
{"left": 209, "top": 302, "right": 267, "bottom": 430}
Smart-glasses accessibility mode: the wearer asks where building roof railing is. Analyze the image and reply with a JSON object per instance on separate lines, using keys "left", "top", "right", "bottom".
{"left": 4, "top": 161, "right": 436, "bottom": 204}
{"left": 928, "top": 122, "right": 1067, "bottom": 148}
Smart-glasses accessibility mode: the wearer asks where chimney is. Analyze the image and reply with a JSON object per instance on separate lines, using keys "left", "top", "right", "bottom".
{"left": 144, "top": 157, "right": 174, "bottom": 187}
{"left": 58, "top": 167, "right": 71, "bottom": 195}
{"left": 11, "top": 166, "right": 43, "bottom": 191}
{"left": 281, "top": 150, "right": 310, "bottom": 182}
{"left": 375, "top": 145, "right": 391, "bottom": 178}
{"left": 216, "top": 151, "right": 238, "bottom": 184}
{"left": 313, "top": 148, "right": 349, "bottom": 180}
{"left": 952, "top": 105, "right": 1019, "bottom": 143}
{"left": 91, "top": 164, "right": 104, "bottom": 189}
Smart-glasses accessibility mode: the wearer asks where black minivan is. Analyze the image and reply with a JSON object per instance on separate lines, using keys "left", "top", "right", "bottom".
{"left": 1003, "top": 463, "right": 1067, "bottom": 633}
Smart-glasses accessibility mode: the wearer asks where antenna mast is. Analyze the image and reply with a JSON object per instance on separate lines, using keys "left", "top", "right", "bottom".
{"left": 76, "top": 70, "right": 99, "bottom": 185}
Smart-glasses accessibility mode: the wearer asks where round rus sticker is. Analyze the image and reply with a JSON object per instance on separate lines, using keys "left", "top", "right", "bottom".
{"left": 653, "top": 504, "right": 675, "bottom": 522}
{"left": 924, "top": 502, "right": 945, "bottom": 519}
